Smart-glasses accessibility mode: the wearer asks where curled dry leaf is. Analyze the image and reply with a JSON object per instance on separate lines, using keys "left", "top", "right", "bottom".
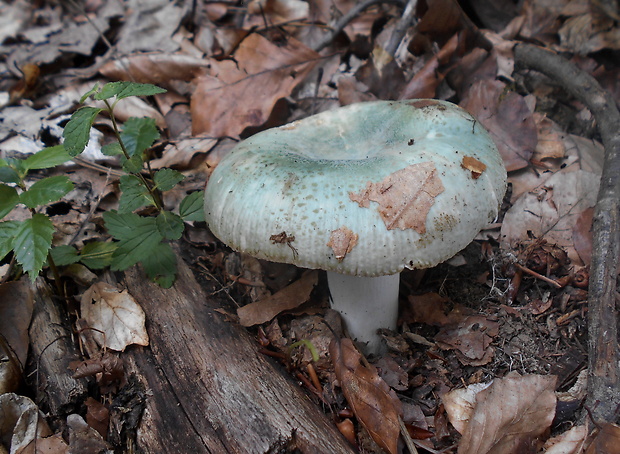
{"left": 80, "top": 282, "right": 149, "bottom": 352}
{"left": 435, "top": 315, "right": 499, "bottom": 366}
{"left": 330, "top": 338, "right": 402, "bottom": 454}
{"left": 585, "top": 422, "right": 620, "bottom": 454}
{"left": 443, "top": 372, "right": 557, "bottom": 454}
{"left": 237, "top": 271, "right": 318, "bottom": 327}
{"left": 543, "top": 425, "right": 587, "bottom": 454}
{"left": 0, "top": 393, "right": 52, "bottom": 454}
{"left": 349, "top": 162, "right": 445, "bottom": 233}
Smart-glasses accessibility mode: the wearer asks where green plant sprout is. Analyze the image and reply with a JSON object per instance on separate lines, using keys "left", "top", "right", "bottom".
{"left": 0, "top": 81, "right": 205, "bottom": 288}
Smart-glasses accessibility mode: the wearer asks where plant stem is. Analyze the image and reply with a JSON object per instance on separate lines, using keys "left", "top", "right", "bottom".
{"left": 103, "top": 100, "right": 165, "bottom": 211}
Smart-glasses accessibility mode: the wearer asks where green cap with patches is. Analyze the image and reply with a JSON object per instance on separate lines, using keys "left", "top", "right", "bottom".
{"left": 204, "top": 100, "right": 507, "bottom": 276}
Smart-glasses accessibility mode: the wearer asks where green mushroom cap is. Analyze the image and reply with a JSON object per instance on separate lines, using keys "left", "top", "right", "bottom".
{"left": 204, "top": 100, "right": 507, "bottom": 277}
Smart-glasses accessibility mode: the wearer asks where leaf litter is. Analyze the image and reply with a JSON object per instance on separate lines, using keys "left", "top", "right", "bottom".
{"left": 1, "top": 0, "right": 619, "bottom": 451}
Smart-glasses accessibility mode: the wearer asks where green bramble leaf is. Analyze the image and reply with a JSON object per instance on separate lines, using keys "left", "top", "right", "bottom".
{"left": 0, "top": 165, "right": 21, "bottom": 184}
{"left": 79, "top": 241, "right": 116, "bottom": 269}
{"left": 103, "top": 211, "right": 163, "bottom": 270}
{"left": 13, "top": 214, "right": 54, "bottom": 281}
{"left": 50, "top": 245, "right": 80, "bottom": 266}
{"left": 118, "top": 175, "right": 155, "bottom": 213}
{"left": 154, "top": 168, "right": 184, "bottom": 192}
{"left": 79, "top": 83, "right": 100, "bottom": 104}
{"left": 63, "top": 106, "right": 103, "bottom": 156}
{"left": 0, "top": 185, "right": 19, "bottom": 219}
{"left": 120, "top": 153, "right": 144, "bottom": 173}
{"left": 156, "top": 211, "right": 184, "bottom": 240}
{"left": 141, "top": 242, "right": 176, "bottom": 288}
{"left": 0, "top": 220, "right": 20, "bottom": 261}
{"left": 101, "top": 142, "right": 123, "bottom": 156}
{"left": 120, "top": 117, "right": 159, "bottom": 157}
{"left": 94, "top": 82, "right": 167, "bottom": 101}
{"left": 179, "top": 191, "right": 205, "bottom": 221}
{"left": 23, "top": 145, "right": 72, "bottom": 171}
{"left": 20, "top": 175, "right": 74, "bottom": 209}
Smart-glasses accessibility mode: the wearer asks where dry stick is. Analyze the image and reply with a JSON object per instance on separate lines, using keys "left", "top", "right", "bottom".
{"left": 312, "top": 0, "right": 405, "bottom": 52}
{"left": 384, "top": 0, "right": 418, "bottom": 57}
{"left": 514, "top": 43, "right": 620, "bottom": 423}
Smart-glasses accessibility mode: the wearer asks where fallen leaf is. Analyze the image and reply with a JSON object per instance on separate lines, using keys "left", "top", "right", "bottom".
{"left": 67, "top": 413, "right": 112, "bottom": 453}
{"left": 444, "top": 372, "right": 557, "bottom": 454}
{"left": 435, "top": 315, "right": 499, "bottom": 366}
{"left": 349, "top": 162, "right": 445, "bottom": 233}
{"left": 80, "top": 282, "right": 149, "bottom": 352}
{"left": 543, "top": 425, "right": 587, "bottom": 454}
{"left": 238, "top": 271, "right": 318, "bottom": 326}
{"left": 461, "top": 156, "right": 487, "bottom": 179}
{"left": 585, "top": 422, "right": 620, "bottom": 454}
{"left": 461, "top": 79, "right": 537, "bottom": 172}
{"left": 191, "top": 34, "right": 320, "bottom": 138}
{"left": 330, "top": 338, "right": 402, "bottom": 454}
{"left": 0, "top": 393, "right": 52, "bottom": 453}
{"left": 0, "top": 278, "right": 34, "bottom": 368}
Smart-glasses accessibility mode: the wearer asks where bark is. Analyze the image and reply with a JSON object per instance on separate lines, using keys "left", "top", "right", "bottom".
{"left": 514, "top": 43, "right": 620, "bottom": 423}
{"left": 28, "top": 278, "right": 89, "bottom": 418}
{"left": 118, "top": 256, "right": 354, "bottom": 453}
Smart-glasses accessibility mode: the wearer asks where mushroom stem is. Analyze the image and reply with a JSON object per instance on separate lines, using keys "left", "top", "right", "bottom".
{"left": 326, "top": 272, "right": 400, "bottom": 355}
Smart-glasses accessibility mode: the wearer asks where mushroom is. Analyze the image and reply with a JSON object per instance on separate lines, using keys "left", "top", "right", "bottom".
{"left": 204, "top": 100, "right": 507, "bottom": 354}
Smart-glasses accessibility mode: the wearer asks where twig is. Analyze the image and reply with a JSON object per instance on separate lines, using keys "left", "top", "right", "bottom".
{"left": 514, "top": 263, "right": 562, "bottom": 288}
{"left": 398, "top": 416, "right": 419, "bottom": 454}
{"left": 313, "top": 0, "right": 405, "bottom": 52}
{"left": 385, "top": 0, "right": 417, "bottom": 57}
{"left": 514, "top": 43, "right": 620, "bottom": 423}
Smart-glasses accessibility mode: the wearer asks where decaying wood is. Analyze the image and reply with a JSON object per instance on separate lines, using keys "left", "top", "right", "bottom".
{"left": 514, "top": 43, "right": 620, "bottom": 423}
{"left": 28, "top": 278, "right": 89, "bottom": 418}
{"left": 119, "top": 255, "right": 354, "bottom": 453}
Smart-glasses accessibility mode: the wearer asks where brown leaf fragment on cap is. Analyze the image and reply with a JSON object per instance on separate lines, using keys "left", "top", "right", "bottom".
{"left": 461, "top": 156, "right": 487, "bottom": 179}
{"left": 408, "top": 99, "right": 441, "bottom": 109}
{"left": 327, "top": 226, "right": 359, "bottom": 262}
{"left": 349, "top": 162, "right": 444, "bottom": 233}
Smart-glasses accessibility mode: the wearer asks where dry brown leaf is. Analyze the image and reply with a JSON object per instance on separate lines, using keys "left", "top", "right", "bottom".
{"left": 444, "top": 372, "right": 557, "bottom": 454}
{"left": 402, "top": 292, "right": 472, "bottom": 326}
{"left": 0, "top": 278, "right": 33, "bottom": 368}
{"left": 330, "top": 338, "right": 402, "bottom": 454}
{"left": 349, "top": 162, "right": 445, "bottom": 233}
{"left": 461, "top": 79, "right": 537, "bottom": 172}
{"left": 543, "top": 425, "right": 587, "bottom": 454}
{"left": 435, "top": 315, "right": 499, "bottom": 366}
{"left": 80, "top": 282, "right": 149, "bottom": 352}
{"left": 245, "top": 0, "right": 309, "bottom": 30}
{"left": 0, "top": 393, "right": 53, "bottom": 453}
{"left": 461, "top": 156, "right": 487, "bottom": 179}
{"left": 99, "top": 53, "right": 211, "bottom": 85}
{"left": 585, "top": 422, "right": 620, "bottom": 454}
{"left": 238, "top": 271, "right": 318, "bottom": 326}
{"left": 191, "top": 34, "right": 319, "bottom": 138}
{"left": 67, "top": 413, "right": 112, "bottom": 454}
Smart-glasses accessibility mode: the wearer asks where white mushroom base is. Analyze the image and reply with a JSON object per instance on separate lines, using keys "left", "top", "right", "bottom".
{"left": 326, "top": 272, "right": 400, "bottom": 355}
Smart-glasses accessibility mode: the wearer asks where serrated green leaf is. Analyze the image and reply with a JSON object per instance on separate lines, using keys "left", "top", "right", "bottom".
{"left": 179, "top": 191, "right": 205, "bottom": 221}
{"left": 101, "top": 142, "right": 123, "bottom": 156}
{"left": 103, "top": 212, "right": 163, "bottom": 270}
{"left": 154, "top": 168, "right": 184, "bottom": 192}
{"left": 20, "top": 176, "right": 74, "bottom": 209}
{"left": 141, "top": 242, "right": 176, "bottom": 288}
{"left": 0, "top": 166, "right": 21, "bottom": 184}
{"left": 79, "top": 241, "right": 116, "bottom": 269}
{"left": 95, "top": 82, "right": 167, "bottom": 101}
{"left": 120, "top": 153, "right": 144, "bottom": 173}
{"left": 13, "top": 214, "right": 54, "bottom": 281}
{"left": 118, "top": 175, "right": 155, "bottom": 213}
{"left": 63, "top": 106, "right": 103, "bottom": 156}
{"left": 0, "top": 185, "right": 19, "bottom": 219}
{"left": 50, "top": 245, "right": 80, "bottom": 266}
{"left": 156, "top": 211, "right": 184, "bottom": 240}
{"left": 23, "top": 145, "right": 72, "bottom": 171}
{"left": 120, "top": 117, "right": 159, "bottom": 157}
{"left": 79, "top": 83, "right": 100, "bottom": 104}
{"left": 0, "top": 220, "right": 20, "bottom": 261}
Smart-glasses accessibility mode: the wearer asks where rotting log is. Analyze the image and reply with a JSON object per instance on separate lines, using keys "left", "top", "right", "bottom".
{"left": 119, "top": 255, "right": 354, "bottom": 453}
{"left": 28, "top": 278, "right": 89, "bottom": 419}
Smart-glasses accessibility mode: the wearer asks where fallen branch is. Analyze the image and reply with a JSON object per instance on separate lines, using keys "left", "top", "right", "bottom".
{"left": 514, "top": 43, "right": 620, "bottom": 423}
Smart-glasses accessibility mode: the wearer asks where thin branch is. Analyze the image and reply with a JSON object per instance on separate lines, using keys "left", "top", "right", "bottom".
{"left": 313, "top": 0, "right": 405, "bottom": 53}
{"left": 514, "top": 43, "right": 620, "bottom": 423}
{"left": 385, "top": 0, "right": 417, "bottom": 57}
